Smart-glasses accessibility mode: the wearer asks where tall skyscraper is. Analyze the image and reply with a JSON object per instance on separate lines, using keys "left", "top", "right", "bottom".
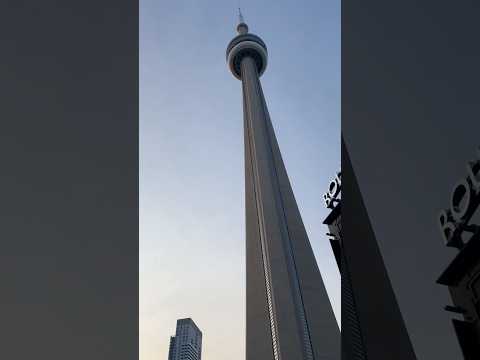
{"left": 167, "top": 318, "right": 202, "bottom": 360}
{"left": 226, "top": 13, "right": 340, "bottom": 360}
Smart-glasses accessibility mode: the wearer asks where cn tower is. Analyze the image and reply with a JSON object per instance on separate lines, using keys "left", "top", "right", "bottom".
{"left": 226, "top": 12, "right": 340, "bottom": 360}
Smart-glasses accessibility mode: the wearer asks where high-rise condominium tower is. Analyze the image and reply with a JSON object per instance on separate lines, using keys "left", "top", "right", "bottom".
{"left": 226, "top": 13, "right": 340, "bottom": 360}
{"left": 167, "top": 318, "right": 202, "bottom": 360}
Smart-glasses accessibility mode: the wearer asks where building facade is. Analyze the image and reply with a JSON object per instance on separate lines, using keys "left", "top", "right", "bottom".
{"left": 323, "top": 171, "right": 368, "bottom": 360}
{"left": 226, "top": 15, "right": 340, "bottom": 360}
{"left": 167, "top": 318, "right": 202, "bottom": 360}
{"left": 323, "top": 140, "right": 418, "bottom": 360}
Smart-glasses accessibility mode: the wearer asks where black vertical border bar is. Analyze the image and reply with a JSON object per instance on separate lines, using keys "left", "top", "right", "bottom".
{"left": 0, "top": 1, "right": 138, "bottom": 359}
{"left": 343, "top": 0, "right": 480, "bottom": 359}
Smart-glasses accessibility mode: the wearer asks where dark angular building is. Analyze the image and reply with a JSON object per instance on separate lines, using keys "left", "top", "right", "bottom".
{"left": 321, "top": 139, "right": 418, "bottom": 360}
{"left": 437, "top": 147, "right": 480, "bottom": 359}
{"left": 323, "top": 171, "right": 367, "bottom": 360}
{"left": 226, "top": 14, "right": 340, "bottom": 360}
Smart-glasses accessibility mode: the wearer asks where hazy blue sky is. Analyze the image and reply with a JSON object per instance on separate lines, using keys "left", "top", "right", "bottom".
{"left": 140, "top": 1, "right": 340, "bottom": 359}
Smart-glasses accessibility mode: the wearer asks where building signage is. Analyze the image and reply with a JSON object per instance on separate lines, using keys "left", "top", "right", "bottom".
{"left": 439, "top": 148, "right": 480, "bottom": 248}
{"left": 324, "top": 172, "right": 341, "bottom": 209}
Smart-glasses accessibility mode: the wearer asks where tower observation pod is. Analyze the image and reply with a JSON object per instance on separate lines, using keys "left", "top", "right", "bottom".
{"left": 226, "top": 11, "right": 341, "bottom": 360}
{"left": 226, "top": 14, "right": 267, "bottom": 80}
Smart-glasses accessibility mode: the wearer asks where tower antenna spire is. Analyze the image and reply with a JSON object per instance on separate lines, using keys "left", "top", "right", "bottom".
{"left": 236, "top": 7, "right": 248, "bottom": 34}
{"left": 238, "top": 7, "right": 244, "bottom": 24}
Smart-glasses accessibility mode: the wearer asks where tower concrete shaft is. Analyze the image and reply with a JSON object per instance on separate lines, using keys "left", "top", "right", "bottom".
{"left": 227, "top": 21, "right": 340, "bottom": 360}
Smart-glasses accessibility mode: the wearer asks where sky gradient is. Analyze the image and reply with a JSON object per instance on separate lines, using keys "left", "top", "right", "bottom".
{"left": 140, "top": 1, "right": 340, "bottom": 359}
